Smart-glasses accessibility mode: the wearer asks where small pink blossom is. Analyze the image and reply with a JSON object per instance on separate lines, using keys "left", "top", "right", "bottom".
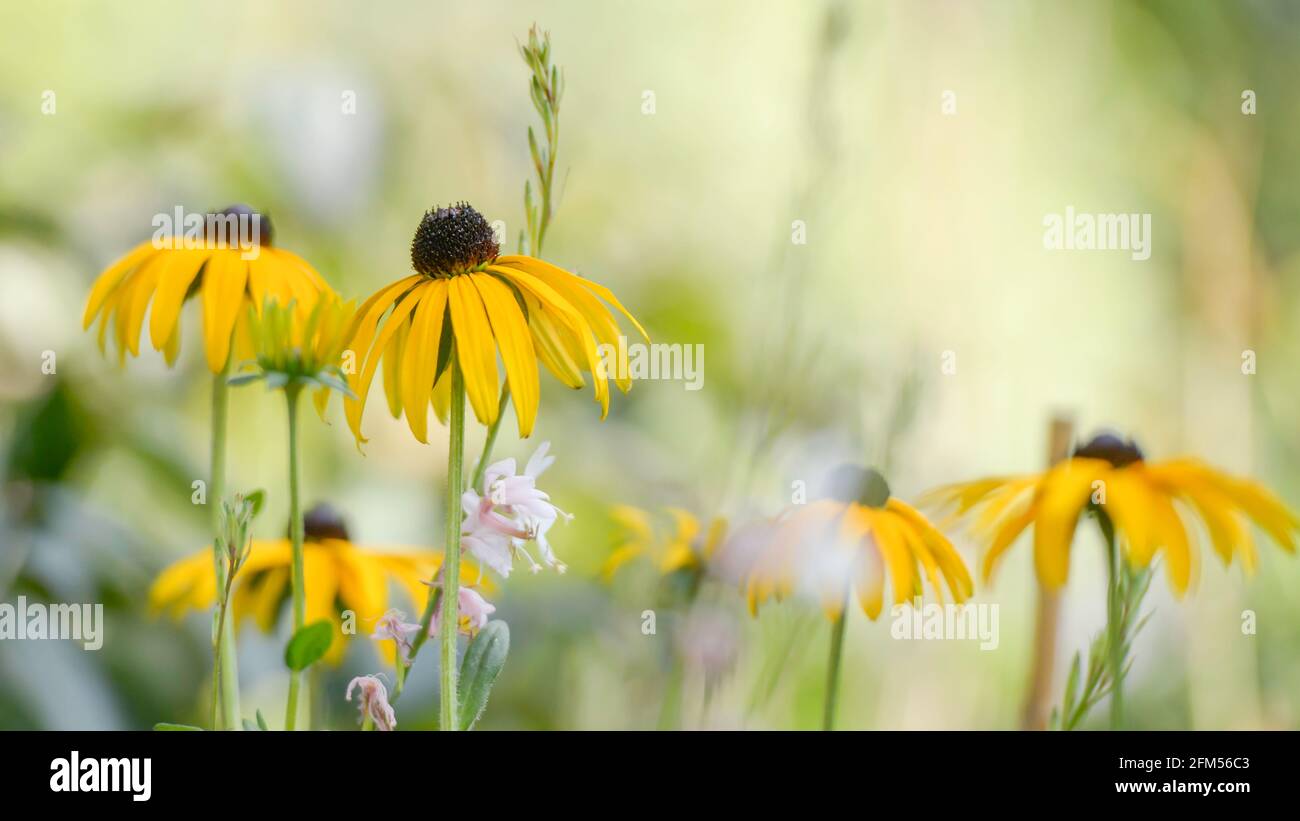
{"left": 346, "top": 675, "right": 397, "bottom": 731}
{"left": 460, "top": 442, "right": 571, "bottom": 577}
{"left": 370, "top": 609, "right": 421, "bottom": 666}
{"left": 428, "top": 586, "right": 496, "bottom": 637}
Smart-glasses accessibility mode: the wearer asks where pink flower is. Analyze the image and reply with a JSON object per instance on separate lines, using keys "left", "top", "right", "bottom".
{"left": 460, "top": 442, "right": 571, "bottom": 577}
{"left": 370, "top": 609, "right": 421, "bottom": 667}
{"left": 428, "top": 586, "right": 496, "bottom": 637}
{"left": 346, "top": 675, "right": 396, "bottom": 731}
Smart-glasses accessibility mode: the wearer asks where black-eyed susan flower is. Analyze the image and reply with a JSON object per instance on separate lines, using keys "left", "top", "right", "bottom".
{"left": 342, "top": 202, "right": 648, "bottom": 444}
{"left": 924, "top": 431, "right": 1299, "bottom": 597}
{"left": 743, "top": 467, "right": 974, "bottom": 621}
{"left": 83, "top": 205, "right": 332, "bottom": 373}
{"left": 603, "top": 505, "right": 727, "bottom": 580}
{"left": 149, "top": 503, "right": 486, "bottom": 666}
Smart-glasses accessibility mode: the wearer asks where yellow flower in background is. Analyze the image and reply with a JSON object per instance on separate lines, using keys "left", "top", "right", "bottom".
{"left": 83, "top": 205, "right": 332, "bottom": 372}
{"left": 744, "top": 467, "right": 973, "bottom": 621}
{"left": 603, "top": 505, "right": 726, "bottom": 580}
{"left": 149, "top": 503, "right": 488, "bottom": 665}
{"left": 343, "top": 202, "right": 648, "bottom": 445}
{"left": 924, "top": 432, "right": 1299, "bottom": 596}
{"left": 230, "top": 292, "right": 356, "bottom": 416}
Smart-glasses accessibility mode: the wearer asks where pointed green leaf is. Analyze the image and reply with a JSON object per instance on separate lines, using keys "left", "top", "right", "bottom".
{"left": 284, "top": 620, "right": 334, "bottom": 671}
{"left": 458, "top": 620, "right": 509, "bottom": 730}
{"left": 153, "top": 722, "right": 203, "bottom": 731}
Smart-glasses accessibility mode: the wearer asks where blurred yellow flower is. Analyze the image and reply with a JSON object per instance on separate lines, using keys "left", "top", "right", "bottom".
{"left": 603, "top": 505, "right": 726, "bottom": 580}
{"left": 344, "top": 202, "right": 647, "bottom": 444}
{"left": 149, "top": 503, "right": 488, "bottom": 664}
{"left": 83, "top": 205, "right": 332, "bottom": 372}
{"left": 924, "top": 432, "right": 1299, "bottom": 596}
{"left": 745, "top": 468, "right": 973, "bottom": 621}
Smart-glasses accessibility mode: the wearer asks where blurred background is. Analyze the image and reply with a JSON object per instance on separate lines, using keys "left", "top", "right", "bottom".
{"left": 2, "top": 0, "right": 1299, "bottom": 730}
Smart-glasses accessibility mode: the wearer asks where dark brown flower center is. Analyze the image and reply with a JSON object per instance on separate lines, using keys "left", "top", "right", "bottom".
{"left": 410, "top": 202, "right": 499, "bottom": 277}
{"left": 1073, "top": 431, "right": 1144, "bottom": 468}
{"left": 205, "top": 204, "right": 273, "bottom": 247}
{"left": 298, "top": 502, "right": 351, "bottom": 542}
{"left": 825, "top": 464, "right": 891, "bottom": 509}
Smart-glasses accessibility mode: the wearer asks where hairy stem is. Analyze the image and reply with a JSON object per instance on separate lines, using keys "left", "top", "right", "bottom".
{"left": 1101, "top": 514, "right": 1123, "bottom": 730}
{"left": 439, "top": 361, "right": 467, "bottom": 730}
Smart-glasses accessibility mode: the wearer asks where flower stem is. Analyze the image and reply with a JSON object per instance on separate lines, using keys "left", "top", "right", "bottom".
{"left": 210, "top": 364, "right": 240, "bottom": 730}
{"left": 439, "top": 360, "right": 467, "bottom": 731}
{"left": 284, "top": 386, "right": 306, "bottom": 731}
{"left": 1101, "top": 514, "right": 1124, "bottom": 730}
{"left": 822, "top": 589, "right": 851, "bottom": 731}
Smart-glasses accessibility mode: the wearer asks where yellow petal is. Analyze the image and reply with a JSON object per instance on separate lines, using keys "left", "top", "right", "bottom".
{"left": 398, "top": 281, "right": 448, "bottom": 443}
{"left": 344, "top": 280, "right": 429, "bottom": 444}
{"left": 887, "top": 498, "right": 973, "bottom": 600}
{"left": 447, "top": 275, "right": 500, "bottom": 427}
{"left": 1033, "top": 458, "right": 1110, "bottom": 588}
{"left": 380, "top": 316, "right": 410, "bottom": 419}
{"left": 496, "top": 254, "right": 649, "bottom": 342}
{"left": 148, "top": 249, "right": 206, "bottom": 350}
{"left": 861, "top": 506, "right": 917, "bottom": 605}
{"left": 84, "top": 241, "right": 156, "bottom": 329}
{"left": 200, "top": 251, "right": 250, "bottom": 372}
{"left": 472, "top": 273, "right": 539, "bottom": 437}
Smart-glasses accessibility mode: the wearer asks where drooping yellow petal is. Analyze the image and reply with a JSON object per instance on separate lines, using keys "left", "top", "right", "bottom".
{"left": 148, "top": 249, "right": 206, "bottom": 350}
{"left": 83, "top": 241, "right": 156, "bottom": 329}
{"left": 855, "top": 543, "right": 885, "bottom": 620}
{"left": 447, "top": 275, "right": 500, "bottom": 427}
{"left": 200, "top": 251, "right": 250, "bottom": 372}
{"left": 398, "top": 281, "right": 448, "bottom": 443}
{"left": 887, "top": 498, "right": 973, "bottom": 601}
{"left": 524, "top": 292, "right": 586, "bottom": 388}
{"left": 1148, "top": 489, "right": 1194, "bottom": 596}
{"left": 602, "top": 544, "right": 645, "bottom": 580}
{"left": 149, "top": 550, "right": 214, "bottom": 619}
{"left": 343, "top": 280, "right": 429, "bottom": 444}
{"left": 496, "top": 255, "right": 649, "bottom": 342}
{"left": 494, "top": 265, "right": 609, "bottom": 415}
{"left": 982, "top": 502, "right": 1036, "bottom": 584}
{"left": 329, "top": 540, "right": 389, "bottom": 624}
{"left": 1033, "top": 458, "right": 1110, "bottom": 588}
{"left": 380, "top": 316, "right": 410, "bottom": 419}
{"left": 863, "top": 506, "right": 917, "bottom": 605}
{"left": 471, "top": 272, "right": 539, "bottom": 437}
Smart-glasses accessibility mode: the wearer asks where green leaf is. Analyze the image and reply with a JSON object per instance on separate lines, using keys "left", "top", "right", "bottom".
{"left": 245, "top": 489, "right": 266, "bottom": 518}
{"left": 458, "top": 620, "right": 510, "bottom": 730}
{"left": 256, "top": 709, "right": 269, "bottom": 731}
{"left": 242, "top": 718, "right": 259, "bottom": 731}
{"left": 284, "top": 620, "right": 334, "bottom": 671}
{"left": 153, "top": 722, "right": 203, "bottom": 731}
{"left": 227, "top": 373, "right": 264, "bottom": 387}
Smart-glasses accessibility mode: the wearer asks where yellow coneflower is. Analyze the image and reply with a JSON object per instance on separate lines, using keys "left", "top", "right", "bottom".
{"left": 83, "top": 205, "right": 331, "bottom": 373}
{"left": 149, "top": 503, "right": 487, "bottom": 666}
{"left": 744, "top": 468, "right": 973, "bottom": 622}
{"left": 924, "top": 432, "right": 1298, "bottom": 596}
{"left": 603, "top": 505, "right": 727, "bottom": 580}
{"left": 734, "top": 466, "right": 972, "bottom": 730}
{"left": 85, "top": 204, "right": 335, "bottom": 731}
{"left": 343, "top": 202, "right": 647, "bottom": 444}
{"left": 925, "top": 430, "right": 1298, "bottom": 729}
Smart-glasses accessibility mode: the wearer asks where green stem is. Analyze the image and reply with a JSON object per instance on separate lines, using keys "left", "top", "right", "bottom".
{"left": 210, "top": 364, "right": 240, "bottom": 730}
{"left": 284, "top": 387, "right": 305, "bottom": 731}
{"left": 822, "top": 590, "right": 850, "bottom": 731}
{"left": 470, "top": 387, "right": 511, "bottom": 492}
{"left": 438, "top": 361, "right": 467, "bottom": 731}
{"left": 1101, "top": 514, "right": 1123, "bottom": 730}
